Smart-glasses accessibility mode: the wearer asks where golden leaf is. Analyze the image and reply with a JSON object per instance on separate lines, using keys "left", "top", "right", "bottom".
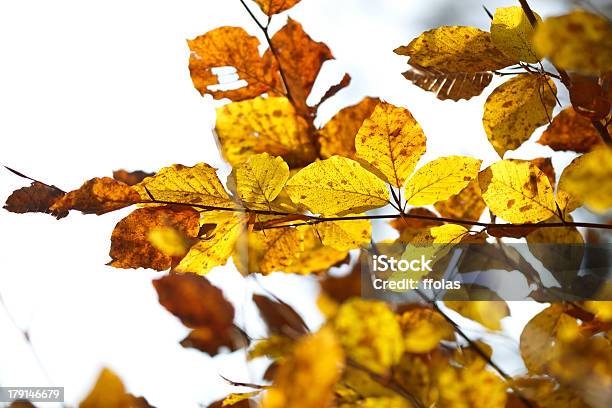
{"left": 136, "top": 163, "right": 234, "bottom": 208}
{"left": 491, "top": 6, "right": 541, "bottom": 63}
{"left": 259, "top": 227, "right": 305, "bottom": 274}
{"left": 318, "top": 97, "right": 380, "bottom": 159}
{"left": 583, "top": 301, "right": 612, "bottom": 322}
{"left": 233, "top": 153, "right": 290, "bottom": 210}
{"left": 394, "top": 26, "right": 516, "bottom": 72}
{"left": 530, "top": 157, "right": 555, "bottom": 188}
{"left": 285, "top": 156, "right": 389, "bottom": 216}
{"left": 398, "top": 307, "right": 454, "bottom": 353}
{"left": 538, "top": 107, "right": 606, "bottom": 152}
{"left": 222, "top": 392, "right": 261, "bottom": 407}
{"left": 314, "top": 218, "right": 372, "bottom": 251}
{"left": 188, "top": 27, "right": 275, "bottom": 101}
{"left": 333, "top": 299, "right": 403, "bottom": 375}
{"left": 445, "top": 300, "right": 510, "bottom": 331}
{"left": 355, "top": 102, "right": 427, "bottom": 187}
{"left": 262, "top": 328, "right": 344, "bottom": 408}
{"left": 556, "top": 147, "right": 612, "bottom": 213}
{"left": 215, "top": 96, "right": 316, "bottom": 167}
{"left": 404, "top": 156, "right": 482, "bottom": 205}
{"left": 175, "top": 213, "right": 246, "bottom": 274}
{"left": 434, "top": 180, "right": 486, "bottom": 222}
{"left": 79, "top": 368, "right": 151, "bottom": 408}
{"left": 254, "top": 0, "right": 301, "bottom": 16}
{"left": 534, "top": 10, "right": 612, "bottom": 74}
{"left": 483, "top": 74, "right": 557, "bottom": 157}
{"left": 478, "top": 159, "right": 556, "bottom": 223}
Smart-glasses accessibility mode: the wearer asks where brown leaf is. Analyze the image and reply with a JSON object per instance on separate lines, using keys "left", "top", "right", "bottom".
{"left": 402, "top": 63, "right": 493, "bottom": 101}
{"left": 569, "top": 74, "right": 611, "bottom": 120}
{"left": 530, "top": 157, "right": 556, "bottom": 188}
{"left": 265, "top": 18, "right": 333, "bottom": 115}
{"left": 188, "top": 27, "right": 276, "bottom": 101}
{"left": 538, "top": 107, "right": 606, "bottom": 152}
{"left": 318, "top": 97, "right": 379, "bottom": 159}
{"left": 254, "top": 0, "right": 301, "bottom": 16}
{"left": 50, "top": 177, "right": 140, "bottom": 216}
{"left": 180, "top": 326, "right": 248, "bottom": 356}
{"left": 434, "top": 180, "right": 486, "bottom": 222}
{"left": 316, "top": 73, "right": 351, "bottom": 108}
{"left": 109, "top": 206, "right": 200, "bottom": 270}
{"left": 253, "top": 294, "right": 308, "bottom": 337}
{"left": 112, "top": 169, "right": 154, "bottom": 186}
{"left": 4, "top": 181, "right": 66, "bottom": 218}
{"left": 320, "top": 262, "right": 361, "bottom": 303}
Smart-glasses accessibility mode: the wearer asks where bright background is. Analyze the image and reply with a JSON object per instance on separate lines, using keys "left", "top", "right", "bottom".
{"left": 0, "top": 0, "right": 608, "bottom": 407}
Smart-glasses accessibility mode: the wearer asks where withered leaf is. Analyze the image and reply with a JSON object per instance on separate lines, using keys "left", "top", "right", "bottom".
{"left": 253, "top": 294, "right": 308, "bottom": 337}
{"left": 51, "top": 177, "right": 140, "bottom": 215}
{"left": 320, "top": 262, "right": 361, "bottom": 303}
{"left": 4, "top": 181, "right": 66, "bottom": 219}
{"left": 401, "top": 63, "right": 493, "bottom": 101}
{"left": 109, "top": 206, "right": 200, "bottom": 271}
{"left": 188, "top": 26, "right": 275, "bottom": 101}
{"left": 569, "top": 74, "right": 611, "bottom": 120}
{"left": 316, "top": 73, "right": 351, "bottom": 107}
{"left": 112, "top": 169, "right": 154, "bottom": 186}
{"left": 538, "top": 107, "right": 605, "bottom": 152}
{"left": 254, "top": 0, "right": 301, "bottom": 16}
{"left": 180, "top": 325, "right": 247, "bottom": 356}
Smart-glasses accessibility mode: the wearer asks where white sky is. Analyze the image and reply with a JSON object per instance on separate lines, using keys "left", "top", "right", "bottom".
{"left": 0, "top": 0, "right": 603, "bottom": 407}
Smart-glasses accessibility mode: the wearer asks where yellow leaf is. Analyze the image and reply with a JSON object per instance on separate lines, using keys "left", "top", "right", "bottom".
{"left": 394, "top": 26, "right": 516, "bottom": 72}
{"left": 187, "top": 27, "right": 273, "bottom": 101}
{"left": 534, "top": 10, "right": 612, "bottom": 74}
{"left": 333, "top": 299, "right": 404, "bottom": 375}
{"left": 222, "top": 392, "right": 261, "bottom": 406}
{"left": 79, "top": 368, "right": 149, "bottom": 408}
{"left": 398, "top": 307, "right": 454, "bottom": 353}
{"left": 215, "top": 96, "right": 316, "bottom": 168}
{"left": 285, "top": 156, "right": 389, "bottom": 216}
{"left": 262, "top": 328, "right": 344, "bottom": 408}
{"left": 405, "top": 156, "right": 482, "bottom": 205}
{"left": 147, "top": 226, "right": 195, "bottom": 258}
{"left": 491, "top": 6, "right": 541, "bottom": 63}
{"left": 233, "top": 153, "right": 290, "bottom": 210}
{"left": 248, "top": 335, "right": 294, "bottom": 360}
{"left": 355, "top": 102, "right": 427, "bottom": 187}
{"left": 479, "top": 159, "right": 556, "bottom": 223}
{"left": 260, "top": 227, "right": 305, "bottom": 274}
{"left": 520, "top": 304, "right": 576, "bottom": 373}
{"left": 556, "top": 147, "right": 612, "bottom": 213}
{"left": 314, "top": 218, "right": 372, "bottom": 251}
{"left": 319, "top": 97, "right": 380, "bottom": 159}
{"left": 434, "top": 180, "right": 486, "bottom": 222}
{"left": 483, "top": 75, "right": 557, "bottom": 157}
{"left": 583, "top": 301, "right": 612, "bottom": 322}
{"left": 136, "top": 163, "right": 234, "bottom": 208}
{"left": 445, "top": 300, "right": 510, "bottom": 331}
{"left": 175, "top": 213, "right": 245, "bottom": 274}
{"left": 253, "top": 0, "right": 300, "bottom": 16}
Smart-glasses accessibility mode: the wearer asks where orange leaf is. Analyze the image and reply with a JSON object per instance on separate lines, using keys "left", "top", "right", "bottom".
{"left": 50, "top": 177, "right": 140, "bottom": 215}
{"left": 538, "top": 107, "right": 606, "bottom": 152}
{"left": 4, "top": 181, "right": 66, "bottom": 218}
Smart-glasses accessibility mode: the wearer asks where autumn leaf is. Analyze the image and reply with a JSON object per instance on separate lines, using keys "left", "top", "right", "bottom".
{"left": 401, "top": 63, "right": 493, "bottom": 101}
{"left": 112, "top": 169, "right": 153, "bottom": 186}
{"left": 4, "top": 181, "right": 66, "bottom": 218}
{"left": 404, "top": 156, "right": 482, "bottom": 205}
{"left": 483, "top": 74, "right": 557, "bottom": 157}
{"left": 259, "top": 227, "right": 305, "bottom": 274}
{"left": 318, "top": 97, "right": 379, "bottom": 159}
{"left": 434, "top": 180, "right": 486, "bottom": 222}
{"left": 355, "top": 102, "right": 426, "bottom": 187}
{"left": 232, "top": 153, "right": 290, "bottom": 210}
{"left": 109, "top": 206, "right": 200, "bottom": 270}
{"left": 262, "top": 328, "right": 344, "bottom": 408}
{"left": 398, "top": 307, "right": 454, "bottom": 353}
{"left": 153, "top": 273, "right": 247, "bottom": 355}
{"left": 533, "top": 10, "right": 612, "bottom": 74}
{"left": 479, "top": 159, "right": 556, "bottom": 223}
{"left": 491, "top": 6, "right": 541, "bottom": 63}
{"left": 253, "top": 0, "right": 301, "bottom": 16}
{"left": 136, "top": 163, "right": 234, "bottom": 208}
{"left": 320, "top": 262, "right": 361, "bottom": 304}
{"left": 50, "top": 177, "right": 140, "bottom": 216}
{"left": 314, "top": 218, "right": 371, "bottom": 252}
{"left": 215, "top": 96, "right": 316, "bottom": 167}
{"left": 285, "top": 156, "right": 390, "bottom": 216}
{"left": 316, "top": 73, "right": 351, "bottom": 107}
{"left": 394, "top": 26, "right": 516, "bottom": 72}
{"left": 79, "top": 368, "right": 152, "bottom": 408}
{"left": 555, "top": 147, "right": 612, "bottom": 213}
{"left": 530, "top": 157, "right": 555, "bottom": 188}
{"left": 390, "top": 207, "right": 441, "bottom": 243}
{"left": 333, "top": 299, "right": 403, "bottom": 375}
{"left": 265, "top": 18, "right": 333, "bottom": 115}
{"left": 253, "top": 294, "right": 309, "bottom": 337}
{"left": 445, "top": 299, "right": 510, "bottom": 331}
{"left": 539, "top": 108, "right": 606, "bottom": 152}
{"left": 188, "top": 26, "right": 275, "bottom": 101}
